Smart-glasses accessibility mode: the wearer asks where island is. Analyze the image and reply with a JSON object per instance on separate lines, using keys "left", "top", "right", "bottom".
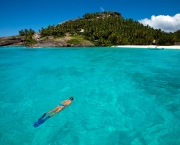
{"left": 0, "top": 11, "right": 180, "bottom": 47}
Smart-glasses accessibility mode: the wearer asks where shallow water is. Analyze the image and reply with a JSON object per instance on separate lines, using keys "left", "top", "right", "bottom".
{"left": 0, "top": 47, "right": 180, "bottom": 145}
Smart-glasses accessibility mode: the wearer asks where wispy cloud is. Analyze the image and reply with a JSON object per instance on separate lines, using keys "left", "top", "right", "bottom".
{"left": 139, "top": 14, "right": 180, "bottom": 32}
{"left": 100, "top": 7, "right": 104, "bottom": 12}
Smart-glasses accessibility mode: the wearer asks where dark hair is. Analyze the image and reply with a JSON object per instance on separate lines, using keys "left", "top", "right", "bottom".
{"left": 70, "top": 97, "right": 73, "bottom": 100}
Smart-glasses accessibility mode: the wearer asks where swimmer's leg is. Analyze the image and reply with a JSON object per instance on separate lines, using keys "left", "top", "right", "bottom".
{"left": 49, "top": 112, "right": 56, "bottom": 117}
{"left": 47, "top": 111, "right": 55, "bottom": 116}
{"left": 38, "top": 113, "right": 47, "bottom": 121}
{"left": 47, "top": 108, "right": 58, "bottom": 115}
{"left": 47, "top": 110, "right": 52, "bottom": 114}
{"left": 39, "top": 115, "right": 50, "bottom": 124}
{"left": 43, "top": 115, "right": 51, "bottom": 121}
{"left": 49, "top": 109, "right": 62, "bottom": 117}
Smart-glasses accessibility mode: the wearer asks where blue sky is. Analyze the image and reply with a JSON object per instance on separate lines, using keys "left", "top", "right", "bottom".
{"left": 0, "top": 0, "right": 180, "bottom": 37}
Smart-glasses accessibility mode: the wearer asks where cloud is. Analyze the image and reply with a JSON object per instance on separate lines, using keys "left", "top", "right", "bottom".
{"left": 139, "top": 14, "right": 180, "bottom": 32}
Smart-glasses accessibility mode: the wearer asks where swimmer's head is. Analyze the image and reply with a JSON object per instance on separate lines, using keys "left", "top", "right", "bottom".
{"left": 70, "top": 97, "right": 73, "bottom": 100}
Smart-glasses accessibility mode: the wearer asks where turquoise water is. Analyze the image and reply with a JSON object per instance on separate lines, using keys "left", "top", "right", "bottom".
{"left": 0, "top": 46, "right": 180, "bottom": 145}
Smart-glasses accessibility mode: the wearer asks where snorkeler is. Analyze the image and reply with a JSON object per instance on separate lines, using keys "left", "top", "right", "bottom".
{"left": 33, "top": 97, "right": 73, "bottom": 127}
{"left": 46, "top": 97, "right": 73, "bottom": 117}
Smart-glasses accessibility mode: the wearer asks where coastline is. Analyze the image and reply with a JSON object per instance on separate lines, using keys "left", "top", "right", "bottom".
{"left": 1, "top": 45, "right": 180, "bottom": 49}
{"left": 111, "top": 45, "right": 180, "bottom": 49}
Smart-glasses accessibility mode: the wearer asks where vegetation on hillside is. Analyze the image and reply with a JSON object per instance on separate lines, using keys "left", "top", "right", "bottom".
{"left": 19, "top": 11, "right": 180, "bottom": 46}
{"left": 19, "top": 29, "right": 36, "bottom": 45}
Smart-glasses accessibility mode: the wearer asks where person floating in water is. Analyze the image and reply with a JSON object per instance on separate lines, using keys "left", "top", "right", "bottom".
{"left": 33, "top": 97, "right": 73, "bottom": 127}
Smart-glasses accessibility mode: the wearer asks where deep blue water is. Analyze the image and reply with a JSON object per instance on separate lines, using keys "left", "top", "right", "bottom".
{"left": 0, "top": 46, "right": 180, "bottom": 145}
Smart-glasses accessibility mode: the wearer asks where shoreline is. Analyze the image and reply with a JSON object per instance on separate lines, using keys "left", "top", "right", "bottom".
{"left": 111, "top": 45, "right": 180, "bottom": 49}
{"left": 1, "top": 45, "right": 180, "bottom": 49}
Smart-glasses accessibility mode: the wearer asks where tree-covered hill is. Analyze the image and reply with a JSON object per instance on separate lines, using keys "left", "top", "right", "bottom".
{"left": 20, "top": 11, "right": 180, "bottom": 46}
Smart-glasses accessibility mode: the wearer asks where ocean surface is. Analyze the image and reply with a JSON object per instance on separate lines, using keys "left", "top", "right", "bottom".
{"left": 0, "top": 46, "right": 180, "bottom": 145}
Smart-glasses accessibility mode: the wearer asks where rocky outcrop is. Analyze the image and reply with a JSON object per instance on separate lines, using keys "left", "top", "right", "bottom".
{"left": 69, "top": 41, "right": 94, "bottom": 47}
{"left": 30, "top": 36, "right": 94, "bottom": 47}
{"left": 31, "top": 39, "right": 66, "bottom": 47}
{"left": 32, "top": 33, "right": 41, "bottom": 41}
{"left": 0, "top": 36, "right": 24, "bottom": 46}
{"left": 0, "top": 35, "right": 94, "bottom": 47}
{"left": 31, "top": 40, "right": 94, "bottom": 47}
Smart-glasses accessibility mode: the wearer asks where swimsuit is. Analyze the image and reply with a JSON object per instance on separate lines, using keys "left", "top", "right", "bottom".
{"left": 59, "top": 103, "right": 65, "bottom": 107}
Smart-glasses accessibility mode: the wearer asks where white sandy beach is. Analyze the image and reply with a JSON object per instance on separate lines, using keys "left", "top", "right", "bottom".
{"left": 112, "top": 45, "right": 180, "bottom": 49}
